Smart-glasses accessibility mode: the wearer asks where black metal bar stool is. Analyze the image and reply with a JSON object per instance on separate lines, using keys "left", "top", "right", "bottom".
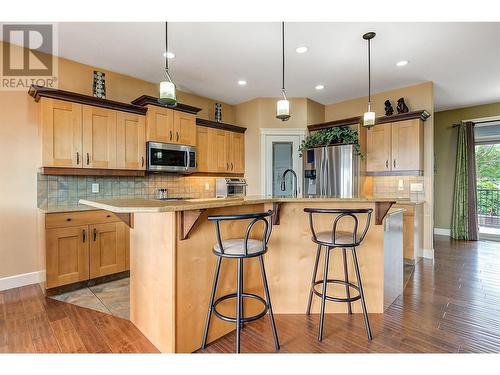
{"left": 304, "top": 208, "right": 373, "bottom": 341}
{"left": 201, "top": 210, "right": 279, "bottom": 353}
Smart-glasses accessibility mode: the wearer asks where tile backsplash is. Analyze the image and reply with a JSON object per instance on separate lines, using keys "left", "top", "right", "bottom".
{"left": 37, "top": 173, "right": 219, "bottom": 210}
{"left": 372, "top": 176, "right": 425, "bottom": 202}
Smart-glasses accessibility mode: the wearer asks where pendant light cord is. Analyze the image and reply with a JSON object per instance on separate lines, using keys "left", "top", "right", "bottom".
{"left": 367, "top": 37, "right": 371, "bottom": 105}
{"left": 282, "top": 21, "right": 285, "bottom": 92}
{"left": 165, "top": 21, "right": 169, "bottom": 72}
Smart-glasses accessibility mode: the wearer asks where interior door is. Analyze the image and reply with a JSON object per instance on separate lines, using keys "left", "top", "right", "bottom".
{"left": 263, "top": 134, "right": 303, "bottom": 197}
{"left": 41, "top": 98, "right": 82, "bottom": 168}
{"left": 89, "top": 222, "right": 128, "bottom": 278}
{"left": 82, "top": 106, "right": 117, "bottom": 169}
{"left": 116, "top": 112, "right": 146, "bottom": 170}
{"left": 366, "top": 123, "right": 392, "bottom": 172}
{"left": 46, "top": 225, "right": 89, "bottom": 288}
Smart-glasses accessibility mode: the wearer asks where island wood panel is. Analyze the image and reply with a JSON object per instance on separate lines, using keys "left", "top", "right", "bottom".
{"left": 82, "top": 106, "right": 117, "bottom": 169}
{"left": 394, "top": 203, "right": 424, "bottom": 261}
{"left": 129, "top": 212, "right": 177, "bottom": 353}
{"left": 40, "top": 98, "right": 82, "bottom": 168}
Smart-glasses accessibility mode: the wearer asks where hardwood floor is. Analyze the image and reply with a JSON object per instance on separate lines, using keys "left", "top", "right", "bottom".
{"left": 1, "top": 236, "right": 499, "bottom": 353}
{"left": 200, "top": 236, "right": 500, "bottom": 353}
{"left": 0, "top": 283, "right": 158, "bottom": 353}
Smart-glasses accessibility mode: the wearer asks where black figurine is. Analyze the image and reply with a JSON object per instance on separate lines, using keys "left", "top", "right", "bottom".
{"left": 397, "top": 97, "right": 409, "bottom": 114}
{"left": 384, "top": 100, "right": 394, "bottom": 116}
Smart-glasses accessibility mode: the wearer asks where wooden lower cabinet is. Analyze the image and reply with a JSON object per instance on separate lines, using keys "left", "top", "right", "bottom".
{"left": 90, "top": 222, "right": 129, "bottom": 278}
{"left": 45, "top": 210, "right": 130, "bottom": 289}
{"left": 393, "top": 203, "right": 423, "bottom": 262}
{"left": 46, "top": 225, "right": 89, "bottom": 288}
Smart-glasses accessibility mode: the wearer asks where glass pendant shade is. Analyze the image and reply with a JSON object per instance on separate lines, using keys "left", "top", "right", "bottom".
{"left": 363, "top": 110, "right": 376, "bottom": 127}
{"left": 159, "top": 80, "right": 176, "bottom": 106}
{"left": 276, "top": 99, "right": 290, "bottom": 121}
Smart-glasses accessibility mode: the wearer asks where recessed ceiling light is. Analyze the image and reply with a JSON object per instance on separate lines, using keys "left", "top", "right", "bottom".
{"left": 163, "top": 51, "right": 175, "bottom": 59}
{"left": 237, "top": 80, "right": 247, "bottom": 86}
{"left": 396, "top": 60, "right": 408, "bottom": 67}
{"left": 296, "top": 46, "right": 308, "bottom": 54}
{"left": 315, "top": 84, "right": 325, "bottom": 90}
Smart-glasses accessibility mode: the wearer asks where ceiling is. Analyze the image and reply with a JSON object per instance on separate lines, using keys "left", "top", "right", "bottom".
{"left": 14, "top": 22, "right": 500, "bottom": 110}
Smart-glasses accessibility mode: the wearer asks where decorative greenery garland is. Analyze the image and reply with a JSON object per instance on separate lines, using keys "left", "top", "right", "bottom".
{"left": 299, "top": 126, "right": 363, "bottom": 158}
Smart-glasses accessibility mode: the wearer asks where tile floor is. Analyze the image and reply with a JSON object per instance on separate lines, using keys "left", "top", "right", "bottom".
{"left": 50, "top": 278, "right": 130, "bottom": 319}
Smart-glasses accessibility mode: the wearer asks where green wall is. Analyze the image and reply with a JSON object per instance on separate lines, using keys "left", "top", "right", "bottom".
{"left": 434, "top": 101, "right": 500, "bottom": 229}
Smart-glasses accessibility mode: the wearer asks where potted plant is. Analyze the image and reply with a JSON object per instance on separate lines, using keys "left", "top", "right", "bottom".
{"left": 299, "top": 126, "right": 363, "bottom": 157}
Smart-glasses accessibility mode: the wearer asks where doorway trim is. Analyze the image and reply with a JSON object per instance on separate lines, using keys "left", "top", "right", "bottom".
{"left": 260, "top": 128, "right": 307, "bottom": 197}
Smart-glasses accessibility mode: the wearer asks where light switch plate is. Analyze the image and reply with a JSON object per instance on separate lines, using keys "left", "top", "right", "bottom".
{"left": 92, "top": 183, "right": 99, "bottom": 193}
{"left": 398, "top": 179, "right": 404, "bottom": 191}
{"left": 204, "top": 183, "right": 210, "bottom": 191}
{"left": 410, "top": 183, "right": 424, "bottom": 192}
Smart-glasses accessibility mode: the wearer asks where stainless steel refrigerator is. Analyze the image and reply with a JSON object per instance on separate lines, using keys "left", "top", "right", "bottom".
{"left": 303, "top": 144, "right": 359, "bottom": 198}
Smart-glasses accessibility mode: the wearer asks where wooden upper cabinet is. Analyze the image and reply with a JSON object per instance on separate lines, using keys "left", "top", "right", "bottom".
{"left": 391, "top": 119, "right": 423, "bottom": 171}
{"left": 174, "top": 111, "right": 196, "bottom": 146}
{"left": 40, "top": 98, "right": 82, "bottom": 168}
{"left": 82, "top": 106, "right": 117, "bottom": 169}
{"left": 117, "top": 112, "right": 146, "bottom": 170}
{"left": 213, "top": 129, "right": 229, "bottom": 172}
{"left": 89, "top": 222, "right": 128, "bottom": 279}
{"left": 145, "top": 105, "right": 174, "bottom": 143}
{"left": 46, "top": 225, "right": 89, "bottom": 288}
{"left": 196, "top": 126, "right": 210, "bottom": 172}
{"left": 366, "top": 123, "right": 392, "bottom": 172}
{"left": 230, "top": 132, "right": 245, "bottom": 174}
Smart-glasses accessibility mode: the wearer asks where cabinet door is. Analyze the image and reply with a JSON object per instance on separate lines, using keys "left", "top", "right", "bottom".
{"left": 196, "top": 126, "right": 210, "bottom": 172}
{"left": 174, "top": 111, "right": 196, "bottom": 146}
{"left": 211, "top": 129, "right": 230, "bottom": 172}
{"left": 82, "top": 106, "right": 117, "bottom": 169}
{"left": 116, "top": 112, "right": 146, "bottom": 170}
{"left": 89, "top": 222, "right": 129, "bottom": 278}
{"left": 46, "top": 226, "right": 89, "bottom": 288}
{"left": 40, "top": 98, "right": 82, "bottom": 168}
{"left": 231, "top": 132, "right": 245, "bottom": 174}
{"left": 391, "top": 119, "right": 423, "bottom": 171}
{"left": 366, "top": 123, "right": 392, "bottom": 172}
{"left": 145, "top": 105, "right": 174, "bottom": 143}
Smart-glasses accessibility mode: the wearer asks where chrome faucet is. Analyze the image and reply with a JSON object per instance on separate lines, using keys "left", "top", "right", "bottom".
{"left": 281, "top": 168, "right": 298, "bottom": 197}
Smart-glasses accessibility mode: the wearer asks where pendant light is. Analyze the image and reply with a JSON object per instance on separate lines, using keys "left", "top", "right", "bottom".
{"left": 159, "top": 21, "right": 177, "bottom": 106}
{"left": 276, "top": 22, "right": 291, "bottom": 121}
{"left": 362, "top": 32, "right": 376, "bottom": 128}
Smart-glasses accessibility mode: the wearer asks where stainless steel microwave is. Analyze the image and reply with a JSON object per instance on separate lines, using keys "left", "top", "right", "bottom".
{"left": 147, "top": 142, "right": 197, "bottom": 174}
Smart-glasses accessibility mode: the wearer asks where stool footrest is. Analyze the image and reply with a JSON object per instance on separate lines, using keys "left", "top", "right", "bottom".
{"left": 312, "top": 279, "right": 361, "bottom": 303}
{"left": 213, "top": 292, "right": 268, "bottom": 323}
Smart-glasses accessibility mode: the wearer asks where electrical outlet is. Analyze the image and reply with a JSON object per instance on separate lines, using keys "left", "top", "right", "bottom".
{"left": 91, "top": 183, "right": 99, "bottom": 193}
{"left": 410, "top": 183, "right": 424, "bottom": 192}
{"left": 204, "top": 182, "right": 210, "bottom": 191}
{"left": 398, "top": 179, "right": 404, "bottom": 191}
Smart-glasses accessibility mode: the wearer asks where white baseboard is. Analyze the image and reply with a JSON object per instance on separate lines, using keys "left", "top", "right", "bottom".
{"left": 434, "top": 227, "right": 451, "bottom": 236}
{"left": 423, "top": 248, "right": 434, "bottom": 259}
{"left": 0, "top": 270, "right": 46, "bottom": 292}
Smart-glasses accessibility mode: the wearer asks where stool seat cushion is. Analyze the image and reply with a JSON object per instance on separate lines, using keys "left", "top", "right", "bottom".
{"left": 315, "top": 231, "right": 356, "bottom": 245}
{"left": 213, "top": 239, "right": 265, "bottom": 256}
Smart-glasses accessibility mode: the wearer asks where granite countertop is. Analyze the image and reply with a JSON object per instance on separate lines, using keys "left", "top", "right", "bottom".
{"left": 79, "top": 195, "right": 399, "bottom": 214}
{"left": 38, "top": 204, "right": 99, "bottom": 214}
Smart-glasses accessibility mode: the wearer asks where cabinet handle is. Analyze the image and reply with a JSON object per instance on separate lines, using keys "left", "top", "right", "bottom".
{"left": 227, "top": 163, "right": 229, "bottom": 170}
{"left": 76, "top": 152, "right": 80, "bottom": 165}
{"left": 176, "top": 132, "right": 179, "bottom": 142}
{"left": 231, "top": 162, "right": 233, "bottom": 171}
{"left": 385, "top": 160, "right": 388, "bottom": 169}
{"left": 82, "top": 229, "right": 86, "bottom": 243}
{"left": 141, "top": 156, "right": 144, "bottom": 167}
{"left": 93, "top": 228, "right": 97, "bottom": 242}
{"left": 393, "top": 159, "right": 396, "bottom": 168}
{"left": 86, "top": 153, "right": 90, "bottom": 165}
{"left": 169, "top": 131, "right": 172, "bottom": 141}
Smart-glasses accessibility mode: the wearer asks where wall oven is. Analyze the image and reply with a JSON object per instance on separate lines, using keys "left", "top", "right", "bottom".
{"left": 147, "top": 142, "right": 197, "bottom": 174}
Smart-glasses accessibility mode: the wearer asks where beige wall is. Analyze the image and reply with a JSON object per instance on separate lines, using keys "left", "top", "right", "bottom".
{"left": 235, "top": 97, "right": 324, "bottom": 195}
{"left": 434, "top": 101, "right": 500, "bottom": 229}
{"left": 0, "top": 41, "right": 236, "bottom": 280}
{"left": 325, "top": 82, "right": 434, "bottom": 257}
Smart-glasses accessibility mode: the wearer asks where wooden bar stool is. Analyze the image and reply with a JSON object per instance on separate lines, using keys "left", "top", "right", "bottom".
{"left": 304, "top": 208, "right": 373, "bottom": 341}
{"left": 201, "top": 210, "right": 280, "bottom": 353}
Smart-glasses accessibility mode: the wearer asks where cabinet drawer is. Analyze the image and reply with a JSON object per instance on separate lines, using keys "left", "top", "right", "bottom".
{"left": 45, "top": 210, "right": 121, "bottom": 229}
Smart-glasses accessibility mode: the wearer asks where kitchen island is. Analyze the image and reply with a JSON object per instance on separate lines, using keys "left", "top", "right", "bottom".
{"left": 80, "top": 196, "right": 403, "bottom": 353}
